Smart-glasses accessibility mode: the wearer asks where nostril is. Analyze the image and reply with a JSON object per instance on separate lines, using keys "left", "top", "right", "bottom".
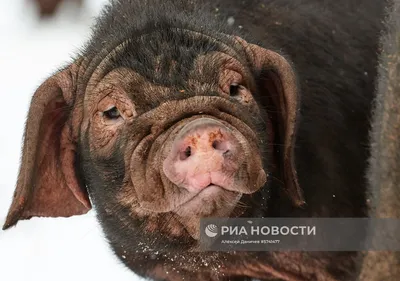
{"left": 185, "top": 146, "right": 192, "bottom": 157}
{"left": 212, "top": 140, "right": 230, "bottom": 154}
{"left": 180, "top": 146, "right": 192, "bottom": 160}
{"left": 212, "top": 140, "right": 219, "bottom": 149}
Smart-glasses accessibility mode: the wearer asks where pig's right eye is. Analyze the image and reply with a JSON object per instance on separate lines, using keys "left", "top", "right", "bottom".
{"left": 103, "top": 107, "right": 121, "bottom": 119}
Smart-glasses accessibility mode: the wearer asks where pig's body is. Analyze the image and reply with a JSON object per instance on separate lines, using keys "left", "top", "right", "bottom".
{"left": 3, "top": 0, "right": 388, "bottom": 280}
{"left": 83, "top": 1, "right": 386, "bottom": 280}
{"left": 359, "top": 0, "right": 400, "bottom": 280}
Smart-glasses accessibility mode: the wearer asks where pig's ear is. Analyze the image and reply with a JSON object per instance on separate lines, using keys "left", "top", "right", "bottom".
{"left": 2, "top": 65, "right": 91, "bottom": 230}
{"left": 236, "top": 38, "right": 305, "bottom": 207}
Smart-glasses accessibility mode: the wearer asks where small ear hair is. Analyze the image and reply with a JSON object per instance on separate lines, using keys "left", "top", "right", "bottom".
{"left": 3, "top": 65, "right": 91, "bottom": 230}
{"left": 236, "top": 37, "right": 305, "bottom": 207}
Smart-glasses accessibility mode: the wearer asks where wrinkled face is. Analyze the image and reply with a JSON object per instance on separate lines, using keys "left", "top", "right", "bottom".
{"left": 79, "top": 30, "right": 270, "bottom": 248}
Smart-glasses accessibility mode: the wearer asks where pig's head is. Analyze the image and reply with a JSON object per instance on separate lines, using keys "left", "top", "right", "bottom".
{"left": 3, "top": 26, "right": 304, "bottom": 255}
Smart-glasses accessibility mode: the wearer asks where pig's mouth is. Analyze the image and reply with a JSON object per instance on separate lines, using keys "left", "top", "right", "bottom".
{"left": 173, "top": 184, "right": 241, "bottom": 214}
{"left": 172, "top": 184, "right": 242, "bottom": 239}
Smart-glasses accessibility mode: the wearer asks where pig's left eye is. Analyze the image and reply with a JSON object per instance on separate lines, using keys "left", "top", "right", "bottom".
{"left": 229, "top": 83, "right": 249, "bottom": 98}
{"left": 103, "top": 107, "right": 121, "bottom": 119}
{"left": 229, "top": 83, "right": 242, "bottom": 97}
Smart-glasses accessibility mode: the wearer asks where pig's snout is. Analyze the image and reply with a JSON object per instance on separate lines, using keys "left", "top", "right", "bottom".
{"left": 163, "top": 118, "right": 241, "bottom": 192}
{"left": 177, "top": 121, "right": 234, "bottom": 161}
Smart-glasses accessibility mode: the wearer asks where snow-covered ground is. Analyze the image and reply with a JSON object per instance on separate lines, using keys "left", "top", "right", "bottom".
{"left": 0, "top": 1, "right": 143, "bottom": 280}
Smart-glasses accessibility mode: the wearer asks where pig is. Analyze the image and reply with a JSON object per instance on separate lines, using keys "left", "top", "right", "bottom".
{"left": 2, "top": 0, "right": 388, "bottom": 280}
{"left": 358, "top": 0, "right": 400, "bottom": 280}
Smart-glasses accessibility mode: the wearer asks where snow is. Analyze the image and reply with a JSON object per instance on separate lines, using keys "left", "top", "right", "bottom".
{"left": 0, "top": 1, "right": 143, "bottom": 280}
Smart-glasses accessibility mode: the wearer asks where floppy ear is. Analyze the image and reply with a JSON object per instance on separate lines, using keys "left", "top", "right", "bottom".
{"left": 2, "top": 65, "right": 91, "bottom": 230}
{"left": 236, "top": 37, "right": 305, "bottom": 207}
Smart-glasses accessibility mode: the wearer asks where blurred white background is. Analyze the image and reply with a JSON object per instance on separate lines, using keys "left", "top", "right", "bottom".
{"left": 0, "top": 1, "right": 143, "bottom": 280}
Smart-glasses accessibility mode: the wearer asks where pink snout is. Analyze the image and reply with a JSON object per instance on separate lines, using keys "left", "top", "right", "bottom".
{"left": 163, "top": 118, "right": 241, "bottom": 192}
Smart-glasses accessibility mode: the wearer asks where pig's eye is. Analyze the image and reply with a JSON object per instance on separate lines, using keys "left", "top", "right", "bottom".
{"left": 103, "top": 107, "right": 121, "bottom": 119}
{"left": 230, "top": 83, "right": 246, "bottom": 97}
{"left": 226, "top": 82, "right": 252, "bottom": 104}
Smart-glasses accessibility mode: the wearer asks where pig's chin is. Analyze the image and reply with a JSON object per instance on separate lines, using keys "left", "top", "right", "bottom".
{"left": 172, "top": 185, "right": 243, "bottom": 239}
